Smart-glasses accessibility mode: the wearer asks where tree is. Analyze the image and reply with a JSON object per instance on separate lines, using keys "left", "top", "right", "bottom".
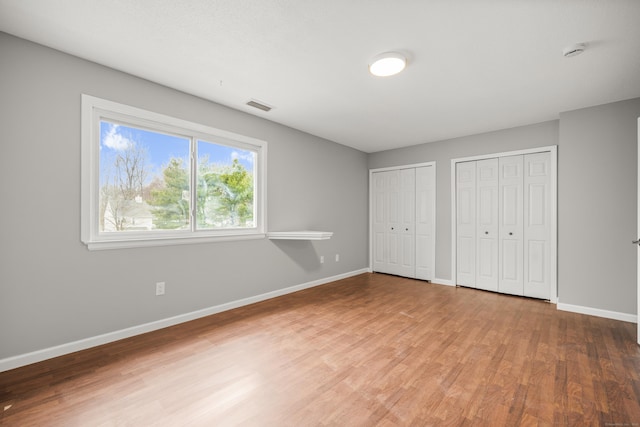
{"left": 148, "top": 158, "right": 190, "bottom": 229}
{"left": 100, "top": 143, "right": 149, "bottom": 231}
{"left": 200, "top": 159, "right": 253, "bottom": 227}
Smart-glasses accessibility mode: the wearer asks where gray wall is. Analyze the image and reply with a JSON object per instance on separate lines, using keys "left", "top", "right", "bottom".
{"left": 0, "top": 33, "right": 369, "bottom": 360}
{"left": 368, "top": 121, "right": 560, "bottom": 282}
{"left": 559, "top": 98, "right": 640, "bottom": 314}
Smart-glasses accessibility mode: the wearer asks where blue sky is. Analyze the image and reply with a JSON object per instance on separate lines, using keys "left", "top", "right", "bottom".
{"left": 99, "top": 121, "right": 255, "bottom": 183}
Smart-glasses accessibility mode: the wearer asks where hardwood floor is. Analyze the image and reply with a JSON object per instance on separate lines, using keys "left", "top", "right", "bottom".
{"left": 1, "top": 273, "right": 639, "bottom": 426}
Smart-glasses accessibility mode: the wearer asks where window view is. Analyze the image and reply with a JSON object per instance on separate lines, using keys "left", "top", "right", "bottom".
{"left": 196, "top": 140, "right": 256, "bottom": 229}
{"left": 82, "top": 95, "right": 265, "bottom": 249}
{"left": 99, "top": 121, "right": 191, "bottom": 232}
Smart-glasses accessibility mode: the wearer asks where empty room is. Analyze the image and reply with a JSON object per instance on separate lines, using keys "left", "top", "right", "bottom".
{"left": 1, "top": 1, "right": 640, "bottom": 426}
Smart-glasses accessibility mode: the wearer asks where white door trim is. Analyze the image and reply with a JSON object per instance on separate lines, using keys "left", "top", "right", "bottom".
{"left": 450, "top": 146, "right": 557, "bottom": 302}
{"left": 637, "top": 117, "right": 640, "bottom": 344}
{"left": 369, "top": 161, "right": 436, "bottom": 279}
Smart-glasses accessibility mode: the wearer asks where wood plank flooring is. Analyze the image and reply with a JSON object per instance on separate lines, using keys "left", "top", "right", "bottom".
{"left": 1, "top": 273, "right": 639, "bottom": 426}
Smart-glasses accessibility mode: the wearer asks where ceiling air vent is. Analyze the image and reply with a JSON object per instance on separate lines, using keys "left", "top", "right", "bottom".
{"left": 246, "top": 99, "right": 273, "bottom": 112}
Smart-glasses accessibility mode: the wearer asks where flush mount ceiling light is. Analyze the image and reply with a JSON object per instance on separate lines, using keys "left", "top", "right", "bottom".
{"left": 369, "top": 52, "right": 407, "bottom": 77}
{"left": 563, "top": 43, "right": 586, "bottom": 58}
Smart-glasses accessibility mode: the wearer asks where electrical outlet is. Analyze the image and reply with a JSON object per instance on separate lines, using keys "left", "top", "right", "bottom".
{"left": 335, "top": 254, "right": 340, "bottom": 262}
{"left": 320, "top": 255, "right": 324, "bottom": 264}
{"left": 156, "top": 282, "right": 165, "bottom": 296}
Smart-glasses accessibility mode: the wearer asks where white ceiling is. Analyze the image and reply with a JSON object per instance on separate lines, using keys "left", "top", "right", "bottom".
{"left": 1, "top": 1, "right": 640, "bottom": 153}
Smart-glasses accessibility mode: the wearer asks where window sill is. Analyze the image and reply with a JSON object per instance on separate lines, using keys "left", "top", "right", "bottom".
{"left": 85, "top": 233, "right": 266, "bottom": 250}
{"left": 266, "top": 231, "right": 333, "bottom": 240}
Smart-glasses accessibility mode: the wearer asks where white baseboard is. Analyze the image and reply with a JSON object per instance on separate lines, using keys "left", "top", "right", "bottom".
{"left": 432, "top": 277, "right": 455, "bottom": 286}
{"left": 557, "top": 302, "right": 637, "bottom": 323}
{"left": 0, "top": 268, "right": 369, "bottom": 373}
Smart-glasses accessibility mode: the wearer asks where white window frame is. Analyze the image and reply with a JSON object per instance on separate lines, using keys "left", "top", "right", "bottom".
{"left": 81, "top": 94, "right": 267, "bottom": 250}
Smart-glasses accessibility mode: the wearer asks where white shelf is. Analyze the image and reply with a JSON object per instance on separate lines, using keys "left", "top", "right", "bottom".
{"left": 267, "top": 231, "right": 333, "bottom": 240}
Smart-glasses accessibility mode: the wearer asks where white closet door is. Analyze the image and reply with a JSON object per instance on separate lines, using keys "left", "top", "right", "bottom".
{"left": 386, "top": 170, "right": 401, "bottom": 275}
{"left": 372, "top": 171, "right": 388, "bottom": 273}
{"left": 399, "top": 169, "right": 416, "bottom": 278}
{"left": 372, "top": 166, "right": 435, "bottom": 280}
{"left": 498, "top": 155, "right": 524, "bottom": 295}
{"left": 476, "top": 158, "right": 499, "bottom": 292}
{"left": 524, "top": 152, "right": 551, "bottom": 299}
{"left": 372, "top": 170, "right": 400, "bottom": 275}
{"left": 415, "top": 166, "right": 435, "bottom": 280}
{"left": 456, "top": 162, "right": 476, "bottom": 287}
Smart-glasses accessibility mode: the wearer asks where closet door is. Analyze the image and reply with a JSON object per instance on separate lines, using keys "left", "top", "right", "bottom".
{"left": 456, "top": 162, "right": 476, "bottom": 287}
{"left": 385, "top": 170, "right": 402, "bottom": 275}
{"left": 398, "top": 168, "right": 416, "bottom": 278}
{"left": 476, "top": 158, "right": 499, "bottom": 292}
{"left": 372, "top": 169, "right": 417, "bottom": 277}
{"left": 372, "top": 171, "right": 388, "bottom": 273}
{"left": 372, "top": 170, "right": 401, "bottom": 275}
{"left": 415, "top": 166, "right": 435, "bottom": 280}
{"left": 524, "top": 152, "right": 551, "bottom": 299}
{"left": 498, "top": 155, "right": 524, "bottom": 295}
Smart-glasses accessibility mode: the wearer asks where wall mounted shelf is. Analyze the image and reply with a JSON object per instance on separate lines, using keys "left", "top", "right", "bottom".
{"left": 266, "top": 231, "right": 333, "bottom": 240}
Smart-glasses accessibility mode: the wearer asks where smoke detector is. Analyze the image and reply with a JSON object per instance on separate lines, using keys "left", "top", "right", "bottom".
{"left": 563, "top": 43, "right": 586, "bottom": 58}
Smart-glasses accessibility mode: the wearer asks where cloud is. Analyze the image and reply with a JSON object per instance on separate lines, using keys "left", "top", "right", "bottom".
{"left": 231, "top": 150, "right": 255, "bottom": 164}
{"left": 102, "top": 124, "right": 133, "bottom": 151}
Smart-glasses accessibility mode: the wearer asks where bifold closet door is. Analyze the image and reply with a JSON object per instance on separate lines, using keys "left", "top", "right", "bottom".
{"left": 372, "top": 166, "right": 434, "bottom": 280}
{"left": 476, "top": 158, "right": 499, "bottom": 292}
{"left": 372, "top": 170, "right": 400, "bottom": 275}
{"left": 456, "top": 162, "right": 476, "bottom": 287}
{"left": 456, "top": 152, "right": 552, "bottom": 299}
{"left": 372, "top": 171, "right": 388, "bottom": 274}
{"left": 415, "top": 166, "right": 435, "bottom": 280}
{"left": 498, "top": 155, "right": 524, "bottom": 296}
{"left": 524, "top": 152, "right": 551, "bottom": 299}
{"left": 398, "top": 168, "right": 416, "bottom": 278}
{"left": 372, "top": 169, "right": 415, "bottom": 277}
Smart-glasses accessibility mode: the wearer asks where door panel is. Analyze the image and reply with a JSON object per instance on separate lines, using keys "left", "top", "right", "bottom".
{"left": 386, "top": 171, "right": 401, "bottom": 275}
{"left": 501, "top": 186, "right": 519, "bottom": 226}
{"left": 458, "top": 236, "right": 475, "bottom": 283}
{"left": 456, "top": 162, "right": 476, "bottom": 287}
{"left": 398, "top": 169, "right": 416, "bottom": 278}
{"left": 475, "top": 158, "right": 498, "bottom": 291}
{"left": 499, "top": 155, "right": 524, "bottom": 295}
{"left": 478, "top": 238, "right": 494, "bottom": 276}
{"left": 372, "top": 172, "right": 387, "bottom": 273}
{"left": 527, "top": 240, "right": 546, "bottom": 284}
{"left": 524, "top": 152, "right": 551, "bottom": 299}
{"left": 415, "top": 166, "right": 435, "bottom": 280}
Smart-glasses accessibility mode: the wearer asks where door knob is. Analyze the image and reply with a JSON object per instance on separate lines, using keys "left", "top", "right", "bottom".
{"left": 509, "top": 232, "right": 513, "bottom": 236}
{"left": 633, "top": 239, "right": 640, "bottom": 245}
{"left": 485, "top": 231, "right": 488, "bottom": 235}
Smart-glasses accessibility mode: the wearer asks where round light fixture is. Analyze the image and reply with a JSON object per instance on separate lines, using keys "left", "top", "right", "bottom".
{"left": 369, "top": 52, "right": 407, "bottom": 77}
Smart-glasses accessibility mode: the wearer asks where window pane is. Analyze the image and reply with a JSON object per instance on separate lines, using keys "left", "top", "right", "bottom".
{"left": 99, "top": 121, "right": 191, "bottom": 232}
{"left": 196, "top": 140, "right": 256, "bottom": 229}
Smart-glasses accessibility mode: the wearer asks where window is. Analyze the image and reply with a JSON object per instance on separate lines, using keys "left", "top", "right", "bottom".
{"left": 81, "top": 95, "right": 266, "bottom": 250}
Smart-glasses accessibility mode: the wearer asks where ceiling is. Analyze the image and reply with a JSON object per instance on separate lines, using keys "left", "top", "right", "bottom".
{"left": 1, "top": 1, "right": 639, "bottom": 153}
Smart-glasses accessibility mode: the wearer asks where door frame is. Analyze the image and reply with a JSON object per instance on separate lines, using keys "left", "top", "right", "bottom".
{"left": 369, "top": 161, "right": 436, "bottom": 280}
{"left": 637, "top": 118, "right": 639, "bottom": 344}
{"left": 450, "top": 146, "right": 558, "bottom": 303}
